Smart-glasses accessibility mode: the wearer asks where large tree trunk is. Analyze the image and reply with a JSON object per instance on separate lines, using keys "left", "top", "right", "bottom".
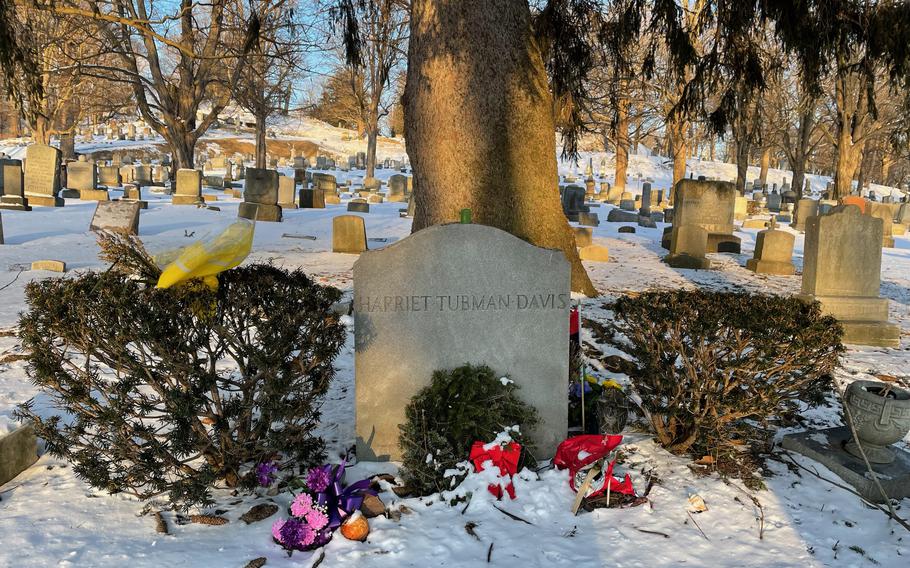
{"left": 366, "top": 126, "right": 378, "bottom": 179}
{"left": 405, "top": 0, "right": 596, "bottom": 295}
{"left": 668, "top": 118, "right": 687, "bottom": 186}
{"left": 613, "top": 93, "right": 629, "bottom": 193}
{"left": 735, "top": 139, "right": 749, "bottom": 194}
{"left": 834, "top": 124, "right": 863, "bottom": 198}
{"left": 254, "top": 114, "right": 267, "bottom": 169}
{"left": 758, "top": 147, "right": 770, "bottom": 189}
{"left": 59, "top": 131, "right": 75, "bottom": 160}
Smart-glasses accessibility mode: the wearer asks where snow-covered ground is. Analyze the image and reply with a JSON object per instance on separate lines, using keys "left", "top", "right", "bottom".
{"left": 0, "top": 129, "right": 908, "bottom": 567}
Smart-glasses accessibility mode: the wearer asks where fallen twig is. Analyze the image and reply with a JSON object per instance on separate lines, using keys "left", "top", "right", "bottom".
{"left": 723, "top": 479, "right": 764, "bottom": 539}
{"left": 782, "top": 453, "right": 910, "bottom": 534}
{"left": 686, "top": 511, "right": 709, "bottom": 541}
{"left": 492, "top": 504, "right": 534, "bottom": 525}
{"left": 310, "top": 550, "right": 325, "bottom": 568}
{"left": 634, "top": 527, "right": 670, "bottom": 538}
{"left": 486, "top": 542, "right": 494, "bottom": 563}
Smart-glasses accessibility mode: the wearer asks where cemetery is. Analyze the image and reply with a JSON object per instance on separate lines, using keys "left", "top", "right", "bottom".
{"left": 0, "top": 1, "right": 909, "bottom": 567}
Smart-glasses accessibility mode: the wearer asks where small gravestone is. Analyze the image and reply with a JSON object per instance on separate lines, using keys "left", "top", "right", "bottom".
{"left": 799, "top": 205, "right": 899, "bottom": 347}
{"left": 299, "top": 188, "right": 325, "bottom": 209}
{"left": 354, "top": 224, "right": 569, "bottom": 461}
{"left": 666, "top": 224, "right": 710, "bottom": 269}
{"left": 746, "top": 218, "right": 795, "bottom": 275}
{"left": 388, "top": 174, "right": 408, "bottom": 202}
{"left": 134, "top": 165, "right": 152, "bottom": 187}
{"left": 669, "top": 179, "right": 740, "bottom": 254}
{"left": 618, "top": 225, "right": 636, "bottom": 234}
{"left": 239, "top": 168, "right": 282, "bottom": 222}
{"left": 867, "top": 202, "right": 895, "bottom": 248}
{"left": 734, "top": 196, "right": 748, "bottom": 221}
{"left": 367, "top": 193, "right": 383, "bottom": 204}
{"left": 313, "top": 172, "right": 337, "bottom": 194}
{"left": 98, "top": 165, "right": 122, "bottom": 188}
{"left": 173, "top": 169, "right": 203, "bottom": 205}
{"left": 347, "top": 201, "right": 370, "bottom": 214}
{"left": 68, "top": 161, "right": 109, "bottom": 201}
{"left": 90, "top": 201, "right": 141, "bottom": 235}
{"left": 561, "top": 185, "right": 589, "bottom": 221}
{"left": 578, "top": 244, "right": 609, "bottom": 262}
{"left": 0, "top": 160, "right": 30, "bottom": 211}
{"left": 278, "top": 176, "right": 298, "bottom": 209}
{"left": 577, "top": 211, "right": 599, "bottom": 227}
{"left": 790, "top": 198, "right": 818, "bottom": 232}
{"left": 607, "top": 209, "right": 638, "bottom": 223}
{"left": 23, "top": 144, "right": 63, "bottom": 207}
{"left": 333, "top": 215, "right": 367, "bottom": 254}
{"left": 639, "top": 183, "right": 652, "bottom": 217}
{"left": 573, "top": 226, "right": 593, "bottom": 248}
{"left": 0, "top": 425, "right": 38, "bottom": 486}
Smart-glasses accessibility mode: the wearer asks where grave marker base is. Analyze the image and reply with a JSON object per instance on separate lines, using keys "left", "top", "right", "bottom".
{"left": 79, "top": 189, "right": 110, "bottom": 201}
{"left": 26, "top": 195, "right": 64, "bottom": 207}
{"left": 782, "top": 427, "right": 910, "bottom": 503}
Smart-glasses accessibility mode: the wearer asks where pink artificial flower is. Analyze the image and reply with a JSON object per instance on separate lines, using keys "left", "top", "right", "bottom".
{"left": 290, "top": 493, "right": 314, "bottom": 517}
{"left": 306, "top": 508, "right": 329, "bottom": 531}
{"left": 271, "top": 518, "right": 287, "bottom": 543}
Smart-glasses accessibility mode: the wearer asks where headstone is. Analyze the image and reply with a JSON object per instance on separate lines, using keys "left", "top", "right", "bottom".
{"left": 573, "top": 227, "right": 593, "bottom": 248}
{"left": 639, "top": 183, "right": 652, "bottom": 217}
{"left": 67, "top": 161, "right": 109, "bottom": 200}
{"left": 23, "top": 144, "right": 63, "bottom": 206}
{"left": 299, "top": 188, "right": 325, "bottom": 209}
{"left": 173, "top": 169, "right": 203, "bottom": 205}
{"left": 790, "top": 198, "right": 819, "bottom": 232}
{"left": 867, "top": 202, "right": 895, "bottom": 248}
{"left": 387, "top": 174, "right": 408, "bottom": 202}
{"left": 278, "top": 176, "right": 298, "bottom": 209}
{"left": 767, "top": 190, "right": 782, "bottom": 213}
{"left": 799, "top": 205, "right": 899, "bottom": 347}
{"left": 669, "top": 179, "right": 741, "bottom": 254}
{"left": 618, "top": 226, "right": 636, "bottom": 234}
{"left": 239, "top": 168, "right": 282, "bottom": 222}
{"left": 666, "top": 224, "right": 710, "bottom": 269}
{"left": 578, "top": 244, "right": 609, "bottom": 262}
{"left": 746, "top": 219, "right": 795, "bottom": 275}
{"left": 561, "top": 185, "right": 589, "bottom": 222}
{"left": 353, "top": 224, "right": 569, "bottom": 461}
{"left": 347, "top": 201, "right": 371, "bottom": 214}
{"left": 0, "top": 160, "right": 30, "bottom": 210}
{"left": 98, "top": 166, "right": 122, "bottom": 188}
{"left": 0, "top": 425, "right": 38, "bottom": 487}
{"left": 619, "top": 192, "right": 636, "bottom": 211}
{"left": 89, "top": 201, "right": 141, "bottom": 235}
{"left": 313, "top": 173, "right": 337, "bottom": 194}
{"left": 606, "top": 209, "right": 638, "bottom": 223}
{"left": 733, "top": 196, "right": 748, "bottom": 221}
{"left": 333, "top": 215, "right": 367, "bottom": 254}
{"left": 578, "top": 211, "right": 599, "bottom": 227}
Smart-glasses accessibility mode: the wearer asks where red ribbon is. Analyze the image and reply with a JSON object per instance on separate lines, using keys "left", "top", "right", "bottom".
{"left": 469, "top": 441, "right": 522, "bottom": 500}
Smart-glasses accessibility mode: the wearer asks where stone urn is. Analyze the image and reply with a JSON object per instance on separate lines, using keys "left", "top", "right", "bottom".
{"left": 844, "top": 381, "right": 910, "bottom": 464}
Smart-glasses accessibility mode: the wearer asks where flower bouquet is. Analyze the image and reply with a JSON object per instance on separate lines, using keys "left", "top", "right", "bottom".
{"left": 261, "top": 460, "right": 375, "bottom": 553}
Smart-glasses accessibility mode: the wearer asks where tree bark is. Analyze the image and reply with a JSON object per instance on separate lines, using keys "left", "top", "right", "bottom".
{"left": 254, "top": 114, "right": 267, "bottom": 169}
{"left": 405, "top": 0, "right": 596, "bottom": 295}
{"left": 735, "top": 139, "right": 749, "bottom": 194}
{"left": 667, "top": 117, "right": 687, "bottom": 186}
{"left": 758, "top": 147, "right": 770, "bottom": 189}
{"left": 366, "top": 126, "right": 378, "bottom": 179}
{"left": 613, "top": 93, "right": 629, "bottom": 193}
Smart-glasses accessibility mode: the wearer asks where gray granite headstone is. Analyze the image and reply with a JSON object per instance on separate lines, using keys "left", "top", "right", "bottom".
{"left": 354, "top": 223, "right": 570, "bottom": 461}
{"left": 24, "top": 144, "right": 63, "bottom": 206}
{"left": 66, "top": 161, "right": 97, "bottom": 191}
{"left": 0, "top": 425, "right": 38, "bottom": 486}
{"left": 89, "top": 201, "right": 141, "bottom": 235}
{"left": 347, "top": 201, "right": 370, "bottom": 214}
{"left": 0, "top": 160, "right": 29, "bottom": 210}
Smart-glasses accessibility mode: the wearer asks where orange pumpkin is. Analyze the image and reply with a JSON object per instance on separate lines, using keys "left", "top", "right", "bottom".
{"left": 340, "top": 511, "right": 369, "bottom": 542}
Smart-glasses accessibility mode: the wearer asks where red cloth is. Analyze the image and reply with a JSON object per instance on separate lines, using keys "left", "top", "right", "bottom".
{"left": 569, "top": 307, "right": 580, "bottom": 336}
{"left": 554, "top": 435, "right": 635, "bottom": 497}
{"left": 470, "top": 441, "right": 522, "bottom": 500}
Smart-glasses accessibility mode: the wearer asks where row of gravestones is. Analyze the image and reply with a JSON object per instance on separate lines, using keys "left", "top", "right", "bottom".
{"left": 664, "top": 179, "right": 900, "bottom": 348}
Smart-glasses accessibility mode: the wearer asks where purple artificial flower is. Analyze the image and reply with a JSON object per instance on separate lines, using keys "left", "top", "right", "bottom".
{"left": 279, "top": 518, "right": 316, "bottom": 550}
{"left": 305, "top": 466, "right": 332, "bottom": 493}
{"left": 256, "top": 460, "right": 279, "bottom": 487}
